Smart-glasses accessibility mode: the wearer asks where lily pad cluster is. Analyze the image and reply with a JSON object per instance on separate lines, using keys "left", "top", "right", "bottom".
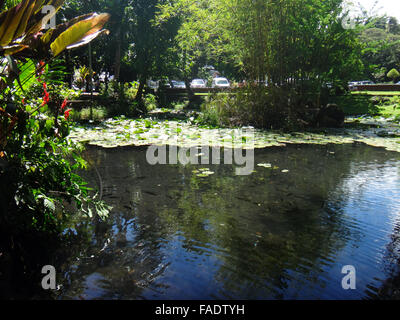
{"left": 68, "top": 117, "right": 400, "bottom": 153}
{"left": 192, "top": 168, "right": 215, "bottom": 177}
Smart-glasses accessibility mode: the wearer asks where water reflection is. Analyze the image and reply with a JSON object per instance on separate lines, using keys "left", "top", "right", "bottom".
{"left": 57, "top": 144, "right": 400, "bottom": 300}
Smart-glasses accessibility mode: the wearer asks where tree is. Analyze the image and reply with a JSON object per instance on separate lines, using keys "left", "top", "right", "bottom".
{"left": 157, "top": 0, "right": 225, "bottom": 106}
{"left": 388, "top": 17, "right": 400, "bottom": 35}
{"left": 211, "top": 0, "right": 362, "bottom": 95}
{"left": 359, "top": 16, "right": 400, "bottom": 82}
{"left": 129, "top": 0, "right": 181, "bottom": 102}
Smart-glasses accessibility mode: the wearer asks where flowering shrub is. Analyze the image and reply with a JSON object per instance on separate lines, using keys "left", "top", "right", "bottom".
{"left": 1, "top": 74, "right": 111, "bottom": 236}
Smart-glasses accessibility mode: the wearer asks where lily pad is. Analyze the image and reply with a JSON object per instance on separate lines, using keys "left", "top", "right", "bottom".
{"left": 257, "top": 163, "right": 272, "bottom": 168}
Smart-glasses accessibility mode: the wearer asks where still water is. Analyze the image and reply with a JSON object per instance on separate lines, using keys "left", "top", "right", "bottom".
{"left": 57, "top": 143, "right": 400, "bottom": 300}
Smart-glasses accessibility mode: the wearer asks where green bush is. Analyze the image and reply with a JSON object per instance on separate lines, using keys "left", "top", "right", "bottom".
{"left": 198, "top": 86, "right": 308, "bottom": 130}
{"left": 99, "top": 81, "right": 158, "bottom": 117}
{"left": 387, "top": 68, "right": 400, "bottom": 82}
{"left": 143, "top": 93, "right": 158, "bottom": 111}
{"left": 124, "top": 81, "right": 139, "bottom": 100}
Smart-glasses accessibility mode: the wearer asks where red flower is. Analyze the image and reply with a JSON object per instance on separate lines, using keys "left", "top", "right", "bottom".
{"left": 64, "top": 109, "right": 72, "bottom": 120}
{"left": 22, "top": 98, "right": 25, "bottom": 105}
{"left": 41, "top": 91, "right": 49, "bottom": 106}
{"left": 41, "top": 84, "right": 50, "bottom": 106}
{"left": 60, "top": 99, "right": 68, "bottom": 110}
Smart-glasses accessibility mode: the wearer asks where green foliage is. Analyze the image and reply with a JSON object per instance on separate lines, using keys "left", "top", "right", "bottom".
{"left": 359, "top": 18, "right": 400, "bottom": 82}
{"left": 143, "top": 93, "right": 158, "bottom": 111}
{"left": 98, "top": 80, "right": 157, "bottom": 117}
{"left": 70, "top": 106, "right": 107, "bottom": 122}
{"left": 198, "top": 87, "right": 310, "bottom": 130}
{"left": 0, "top": 0, "right": 110, "bottom": 59}
{"left": 73, "top": 66, "right": 90, "bottom": 89}
{"left": 331, "top": 94, "right": 378, "bottom": 116}
{"left": 1, "top": 79, "right": 111, "bottom": 233}
{"left": 123, "top": 81, "right": 139, "bottom": 101}
{"left": 44, "top": 58, "right": 71, "bottom": 86}
{"left": 211, "top": 0, "right": 362, "bottom": 88}
{"left": 0, "top": 0, "right": 112, "bottom": 247}
{"left": 387, "top": 68, "right": 400, "bottom": 82}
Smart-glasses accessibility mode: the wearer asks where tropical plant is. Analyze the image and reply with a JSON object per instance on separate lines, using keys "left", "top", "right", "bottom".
{"left": 0, "top": 1, "right": 112, "bottom": 296}
{"left": 73, "top": 65, "right": 89, "bottom": 89}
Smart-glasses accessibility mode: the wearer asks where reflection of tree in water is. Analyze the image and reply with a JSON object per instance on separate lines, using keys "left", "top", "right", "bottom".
{"left": 156, "top": 144, "right": 399, "bottom": 299}
{"left": 58, "top": 143, "right": 400, "bottom": 299}
{"left": 58, "top": 147, "right": 170, "bottom": 299}
{"left": 374, "top": 218, "right": 400, "bottom": 299}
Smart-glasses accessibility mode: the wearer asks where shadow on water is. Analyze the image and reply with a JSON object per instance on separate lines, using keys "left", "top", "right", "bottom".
{"left": 55, "top": 143, "right": 400, "bottom": 300}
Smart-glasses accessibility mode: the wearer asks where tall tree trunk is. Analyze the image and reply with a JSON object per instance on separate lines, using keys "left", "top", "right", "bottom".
{"left": 135, "top": 75, "right": 147, "bottom": 102}
{"left": 184, "top": 78, "right": 195, "bottom": 103}
{"left": 114, "top": 28, "right": 122, "bottom": 82}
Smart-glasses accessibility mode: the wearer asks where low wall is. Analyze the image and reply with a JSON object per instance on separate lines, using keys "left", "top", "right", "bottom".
{"left": 351, "top": 84, "right": 400, "bottom": 91}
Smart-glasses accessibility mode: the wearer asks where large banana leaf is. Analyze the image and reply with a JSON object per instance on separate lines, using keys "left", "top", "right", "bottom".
{"left": 66, "top": 29, "right": 110, "bottom": 50}
{"left": 40, "top": 13, "right": 96, "bottom": 46}
{"left": 50, "top": 13, "right": 110, "bottom": 57}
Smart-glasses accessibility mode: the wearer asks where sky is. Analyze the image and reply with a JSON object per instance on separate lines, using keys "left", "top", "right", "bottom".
{"left": 354, "top": 0, "right": 400, "bottom": 20}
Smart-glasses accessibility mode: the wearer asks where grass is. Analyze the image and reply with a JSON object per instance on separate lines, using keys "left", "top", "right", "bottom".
{"left": 351, "top": 91, "right": 400, "bottom": 96}
{"left": 70, "top": 107, "right": 108, "bottom": 122}
{"left": 376, "top": 104, "right": 400, "bottom": 118}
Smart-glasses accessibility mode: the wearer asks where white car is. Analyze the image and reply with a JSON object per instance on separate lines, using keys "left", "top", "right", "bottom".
{"left": 212, "top": 77, "right": 230, "bottom": 88}
{"left": 190, "top": 79, "right": 206, "bottom": 88}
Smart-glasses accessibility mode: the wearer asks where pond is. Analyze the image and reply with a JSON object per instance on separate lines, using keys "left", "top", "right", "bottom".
{"left": 56, "top": 143, "right": 400, "bottom": 300}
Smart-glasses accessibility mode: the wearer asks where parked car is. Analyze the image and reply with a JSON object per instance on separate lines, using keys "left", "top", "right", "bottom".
{"left": 170, "top": 80, "right": 186, "bottom": 88}
{"left": 190, "top": 79, "right": 206, "bottom": 88}
{"left": 212, "top": 77, "right": 230, "bottom": 88}
{"left": 348, "top": 80, "right": 374, "bottom": 91}
{"left": 360, "top": 80, "right": 374, "bottom": 85}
